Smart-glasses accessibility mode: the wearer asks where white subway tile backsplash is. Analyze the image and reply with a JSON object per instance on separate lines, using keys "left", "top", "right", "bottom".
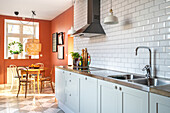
{"left": 160, "top": 1, "right": 170, "bottom": 9}
{"left": 156, "top": 59, "right": 165, "bottom": 65}
{"left": 144, "top": 12, "right": 154, "bottom": 19}
{"left": 74, "top": 0, "right": 170, "bottom": 78}
{"left": 140, "top": 9, "right": 149, "bottom": 15}
{"left": 154, "top": 35, "right": 166, "bottom": 40}
{"left": 154, "top": 9, "right": 166, "bottom": 17}
{"left": 166, "top": 7, "right": 170, "bottom": 14}
{"left": 129, "top": 7, "right": 136, "bottom": 13}
{"left": 159, "top": 40, "right": 170, "bottom": 46}
{"left": 144, "top": 24, "right": 152, "bottom": 30}
{"left": 140, "top": 0, "right": 149, "bottom": 4}
{"left": 149, "top": 5, "right": 159, "bottom": 12}
{"left": 121, "top": 0, "right": 128, "bottom": 6}
{"left": 132, "top": 1, "right": 140, "bottom": 7}
{"left": 149, "top": 29, "right": 160, "bottom": 35}
{"left": 145, "top": 1, "right": 154, "bottom": 8}
{"left": 165, "top": 72, "right": 170, "bottom": 78}
{"left": 165, "top": 59, "right": 170, "bottom": 65}
{"left": 150, "top": 17, "right": 159, "bottom": 24}
{"left": 165, "top": 21, "right": 170, "bottom": 27}
{"left": 136, "top": 4, "right": 145, "bottom": 11}
{"left": 160, "top": 28, "right": 170, "bottom": 34}
{"left": 154, "top": 0, "right": 166, "bottom": 5}
{"left": 160, "top": 15, "right": 170, "bottom": 22}
{"left": 155, "top": 22, "right": 165, "bottom": 28}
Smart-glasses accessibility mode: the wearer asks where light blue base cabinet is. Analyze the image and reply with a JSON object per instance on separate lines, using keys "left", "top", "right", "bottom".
{"left": 150, "top": 93, "right": 170, "bottom": 113}
{"left": 79, "top": 75, "right": 98, "bottom": 113}
{"left": 55, "top": 68, "right": 170, "bottom": 113}
{"left": 98, "top": 80, "right": 149, "bottom": 113}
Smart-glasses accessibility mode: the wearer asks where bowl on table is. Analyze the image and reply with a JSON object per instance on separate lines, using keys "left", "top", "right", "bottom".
{"left": 29, "top": 64, "right": 40, "bottom": 69}
{"left": 34, "top": 67, "right": 40, "bottom": 69}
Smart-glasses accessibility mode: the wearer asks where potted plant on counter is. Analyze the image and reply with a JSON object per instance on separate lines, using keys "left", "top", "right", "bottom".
{"left": 8, "top": 41, "right": 23, "bottom": 59}
{"left": 70, "top": 52, "right": 80, "bottom": 66}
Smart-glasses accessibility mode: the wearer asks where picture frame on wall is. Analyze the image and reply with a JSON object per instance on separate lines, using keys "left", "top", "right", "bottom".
{"left": 58, "top": 46, "right": 64, "bottom": 59}
{"left": 52, "top": 33, "right": 57, "bottom": 52}
{"left": 57, "top": 32, "right": 64, "bottom": 45}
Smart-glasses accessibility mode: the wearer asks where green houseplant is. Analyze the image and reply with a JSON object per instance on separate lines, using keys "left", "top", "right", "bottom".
{"left": 70, "top": 52, "right": 80, "bottom": 59}
{"left": 70, "top": 52, "right": 80, "bottom": 66}
{"left": 8, "top": 41, "right": 23, "bottom": 59}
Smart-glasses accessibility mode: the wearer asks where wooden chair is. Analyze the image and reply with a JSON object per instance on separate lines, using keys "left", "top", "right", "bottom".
{"left": 34, "top": 63, "right": 44, "bottom": 69}
{"left": 40, "top": 66, "right": 54, "bottom": 93}
{"left": 16, "top": 67, "right": 35, "bottom": 98}
{"left": 9, "top": 65, "right": 18, "bottom": 91}
{"left": 9, "top": 65, "right": 27, "bottom": 91}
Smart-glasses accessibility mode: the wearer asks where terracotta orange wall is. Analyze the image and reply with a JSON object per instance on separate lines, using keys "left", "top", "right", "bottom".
{"left": 50, "top": 6, "right": 74, "bottom": 81}
{"left": 0, "top": 6, "right": 74, "bottom": 84}
{"left": 0, "top": 15, "right": 51, "bottom": 84}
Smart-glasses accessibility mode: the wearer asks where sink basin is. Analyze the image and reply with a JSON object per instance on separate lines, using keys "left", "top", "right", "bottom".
{"left": 129, "top": 78, "right": 170, "bottom": 87}
{"left": 108, "top": 74, "right": 145, "bottom": 80}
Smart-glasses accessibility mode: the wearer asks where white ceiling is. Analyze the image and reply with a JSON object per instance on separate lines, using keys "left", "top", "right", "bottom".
{"left": 0, "top": 0, "right": 72, "bottom": 20}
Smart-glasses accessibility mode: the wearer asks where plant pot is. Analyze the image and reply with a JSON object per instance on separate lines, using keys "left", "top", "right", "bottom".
{"left": 14, "top": 54, "right": 18, "bottom": 59}
{"left": 73, "top": 58, "right": 79, "bottom": 66}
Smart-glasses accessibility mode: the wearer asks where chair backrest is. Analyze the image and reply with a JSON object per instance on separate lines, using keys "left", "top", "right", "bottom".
{"left": 34, "top": 63, "right": 44, "bottom": 69}
{"left": 16, "top": 67, "right": 28, "bottom": 80}
{"left": 9, "top": 65, "right": 17, "bottom": 78}
{"left": 49, "top": 65, "right": 55, "bottom": 77}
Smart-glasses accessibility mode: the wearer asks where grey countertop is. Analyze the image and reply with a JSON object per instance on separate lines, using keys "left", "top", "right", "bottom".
{"left": 150, "top": 85, "right": 170, "bottom": 97}
{"left": 56, "top": 66, "right": 170, "bottom": 97}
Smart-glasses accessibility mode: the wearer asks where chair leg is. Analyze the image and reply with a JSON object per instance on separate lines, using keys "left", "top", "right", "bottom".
{"left": 40, "top": 81, "right": 43, "bottom": 93}
{"left": 10, "top": 77, "right": 14, "bottom": 91}
{"left": 25, "top": 82, "right": 27, "bottom": 98}
{"left": 29, "top": 84, "right": 31, "bottom": 90}
{"left": 17, "top": 83, "right": 21, "bottom": 97}
{"left": 50, "top": 80, "right": 54, "bottom": 93}
{"left": 33, "top": 80, "right": 35, "bottom": 93}
{"left": 29, "top": 75, "right": 31, "bottom": 90}
{"left": 43, "top": 82, "right": 45, "bottom": 88}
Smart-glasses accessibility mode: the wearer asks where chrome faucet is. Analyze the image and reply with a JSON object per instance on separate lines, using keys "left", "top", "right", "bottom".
{"left": 135, "top": 46, "right": 152, "bottom": 78}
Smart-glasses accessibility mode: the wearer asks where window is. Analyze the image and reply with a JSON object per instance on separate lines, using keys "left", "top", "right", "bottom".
{"left": 4, "top": 19, "right": 39, "bottom": 59}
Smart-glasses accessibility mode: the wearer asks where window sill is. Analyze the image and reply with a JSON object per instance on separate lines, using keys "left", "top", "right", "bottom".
{"left": 4, "top": 58, "right": 39, "bottom": 60}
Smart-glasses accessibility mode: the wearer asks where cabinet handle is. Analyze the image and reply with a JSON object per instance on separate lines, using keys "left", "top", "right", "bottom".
{"left": 115, "top": 86, "right": 117, "bottom": 89}
{"left": 63, "top": 71, "right": 64, "bottom": 73}
{"left": 70, "top": 73, "right": 71, "bottom": 75}
{"left": 69, "top": 94, "right": 71, "bottom": 96}
{"left": 69, "top": 80, "right": 71, "bottom": 82}
{"left": 119, "top": 87, "right": 122, "bottom": 91}
{"left": 85, "top": 77, "right": 87, "bottom": 80}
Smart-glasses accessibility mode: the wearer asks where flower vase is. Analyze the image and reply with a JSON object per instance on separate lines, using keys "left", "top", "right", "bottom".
{"left": 14, "top": 54, "right": 18, "bottom": 59}
{"left": 73, "top": 58, "right": 78, "bottom": 66}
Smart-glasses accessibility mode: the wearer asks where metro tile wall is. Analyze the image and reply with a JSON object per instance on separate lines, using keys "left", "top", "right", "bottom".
{"left": 74, "top": 0, "right": 170, "bottom": 78}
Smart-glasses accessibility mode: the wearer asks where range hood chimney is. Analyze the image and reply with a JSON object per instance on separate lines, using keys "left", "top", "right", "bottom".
{"left": 73, "top": 0, "right": 105, "bottom": 37}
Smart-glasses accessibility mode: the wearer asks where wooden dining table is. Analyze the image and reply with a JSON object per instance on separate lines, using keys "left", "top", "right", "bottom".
{"left": 20, "top": 68, "right": 45, "bottom": 93}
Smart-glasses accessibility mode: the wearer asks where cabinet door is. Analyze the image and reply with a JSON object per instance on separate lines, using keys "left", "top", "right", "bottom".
{"left": 56, "top": 69, "right": 66, "bottom": 103}
{"left": 98, "top": 80, "right": 122, "bottom": 113}
{"left": 55, "top": 68, "right": 58, "bottom": 98}
{"left": 80, "top": 76, "right": 98, "bottom": 113}
{"left": 122, "top": 85, "right": 148, "bottom": 113}
{"left": 150, "top": 93, "right": 170, "bottom": 113}
{"left": 65, "top": 72, "right": 80, "bottom": 113}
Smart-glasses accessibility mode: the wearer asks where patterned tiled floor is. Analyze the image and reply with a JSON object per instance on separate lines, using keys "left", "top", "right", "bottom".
{"left": 0, "top": 84, "right": 64, "bottom": 113}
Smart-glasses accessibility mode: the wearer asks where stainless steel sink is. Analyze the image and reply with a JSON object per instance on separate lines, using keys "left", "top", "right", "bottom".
{"left": 108, "top": 74, "right": 145, "bottom": 80}
{"left": 129, "top": 78, "right": 170, "bottom": 87}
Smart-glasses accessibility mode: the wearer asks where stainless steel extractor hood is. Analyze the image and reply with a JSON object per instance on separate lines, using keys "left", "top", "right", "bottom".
{"left": 73, "top": 0, "right": 105, "bottom": 37}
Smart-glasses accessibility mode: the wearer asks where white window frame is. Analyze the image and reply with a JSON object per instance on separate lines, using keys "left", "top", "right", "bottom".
{"left": 4, "top": 19, "right": 39, "bottom": 59}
